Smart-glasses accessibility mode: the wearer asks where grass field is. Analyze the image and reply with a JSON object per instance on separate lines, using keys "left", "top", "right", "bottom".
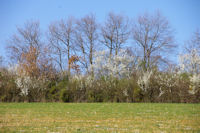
{"left": 0, "top": 103, "right": 199, "bottom": 133}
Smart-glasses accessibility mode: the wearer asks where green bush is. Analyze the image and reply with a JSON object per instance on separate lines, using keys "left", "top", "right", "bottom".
{"left": 60, "top": 89, "right": 73, "bottom": 102}
{"left": 48, "top": 77, "right": 69, "bottom": 102}
{"left": 0, "top": 70, "right": 21, "bottom": 102}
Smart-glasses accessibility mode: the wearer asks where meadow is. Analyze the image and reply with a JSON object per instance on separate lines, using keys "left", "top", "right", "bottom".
{"left": 0, "top": 103, "right": 200, "bottom": 133}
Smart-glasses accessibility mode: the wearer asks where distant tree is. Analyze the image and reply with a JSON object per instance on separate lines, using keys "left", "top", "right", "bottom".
{"left": 48, "top": 17, "right": 75, "bottom": 75}
{"left": 101, "top": 12, "right": 130, "bottom": 57}
{"left": 184, "top": 29, "right": 200, "bottom": 54}
{"left": 7, "top": 21, "right": 42, "bottom": 63}
{"left": 132, "top": 11, "right": 176, "bottom": 71}
{"left": 7, "top": 21, "right": 55, "bottom": 101}
{"left": 75, "top": 14, "right": 98, "bottom": 74}
{"left": 179, "top": 29, "right": 200, "bottom": 95}
{"left": 179, "top": 29, "right": 200, "bottom": 75}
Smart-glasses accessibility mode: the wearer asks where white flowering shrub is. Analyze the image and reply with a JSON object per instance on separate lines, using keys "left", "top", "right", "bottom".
{"left": 9, "top": 65, "right": 47, "bottom": 96}
{"left": 137, "top": 70, "right": 152, "bottom": 92}
{"left": 15, "top": 75, "right": 47, "bottom": 96}
{"left": 8, "top": 64, "right": 19, "bottom": 75}
{"left": 154, "top": 72, "right": 180, "bottom": 97}
{"left": 189, "top": 74, "right": 200, "bottom": 94}
{"left": 92, "top": 49, "right": 135, "bottom": 79}
{"left": 72, "top": 74, "right": 94, "bottom": 90}
{"left": 179, "top": 49, "right": 200, "bottom": 94}
{"left": 15, "top": 76, "right": 31, "bottom": 95}
{"left": 179, "top": 49, "right": 200, "bottom": 74}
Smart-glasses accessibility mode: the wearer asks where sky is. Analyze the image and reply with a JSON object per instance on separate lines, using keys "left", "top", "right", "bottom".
{"left": 0, "top": 0, "right": 200, "bottom": 62}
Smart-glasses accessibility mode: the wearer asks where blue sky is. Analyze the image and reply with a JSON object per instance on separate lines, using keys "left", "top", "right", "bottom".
{"left": 0, "top": 0, "right": 200, "bottom": 61}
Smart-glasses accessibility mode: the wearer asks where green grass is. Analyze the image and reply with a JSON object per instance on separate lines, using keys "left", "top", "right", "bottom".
{"left": 0, "top": 103, "right": 199, "bottom": 133}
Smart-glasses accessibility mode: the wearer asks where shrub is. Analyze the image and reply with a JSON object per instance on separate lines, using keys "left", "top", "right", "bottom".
{"left": 60, "top": 89, "right": 73, "bottom": 102}
{"left": 0, "top": 69, "right": 21, "bottom": 102}
{"left": 48, "top": 77, "right": 69, "bottom": 102}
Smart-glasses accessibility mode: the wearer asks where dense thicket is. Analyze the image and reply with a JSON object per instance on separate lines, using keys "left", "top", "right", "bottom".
{"left": 0, "top": 11, "right": 199, "bottom": 102}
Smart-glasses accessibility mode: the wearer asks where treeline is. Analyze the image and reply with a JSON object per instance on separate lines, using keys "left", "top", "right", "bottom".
{"left": 0, "top": 11, "right": 200, "bottom": 103}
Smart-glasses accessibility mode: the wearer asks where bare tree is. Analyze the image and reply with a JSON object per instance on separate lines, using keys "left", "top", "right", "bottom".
{"left": 101, "top": 12, "right": 130, "bottom": 57}
{"left": 132, "top": 11, "right": 176, "bottom": 71}
{"left": 180, "top": 29, "right": 200, "bottom": 75}
{"left": 48, "top": 17, "right": 75, "bottom": 75}
{"left": 7, "top": 21, "right": 55, "bottom": 78}
{"left": 184, "top": 29, "right": 200, "bottom": 54}
{"left": 6, "top": 21, "right": 56, "bottom": 101}
{"left": 7, "top": 21, "right": 43, "bottom": 64}
{"left": 75, "top": 14, "right": 98, "bottom": 74}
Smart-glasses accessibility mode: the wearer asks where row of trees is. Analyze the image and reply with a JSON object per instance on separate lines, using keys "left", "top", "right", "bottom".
{"left": 0, "top": 11, "right": 199, "bottom": 102}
